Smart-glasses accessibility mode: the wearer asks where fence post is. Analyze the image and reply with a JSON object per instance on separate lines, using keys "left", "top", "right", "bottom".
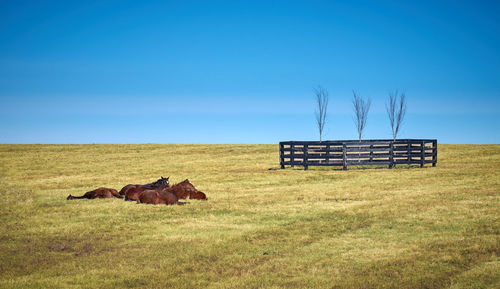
{"left": 303, "top": 144, "right": 308, "bottom": 170}
{"left": 342, "top": 143, "right": 347, "bottom": 170}
{"left": 389, "top": 141, "right": 394, "bottom": 169}
{"left": 370, "top": 144, "right": 373, "bottom": 163}
{"left": 290, "top": 143, "right": 295, "bottom": 168}
{"left": 279, "top": 143, "right": 284, "bottom": 169}
{"left": 432, "top": 140, "right": 437, "bottom": 167}
{"left": 420, "top": 141, "right": 425, "bottom": 168}
{"left": 326, "top": 143, "right": 330, "bottom": 165}
{"left": 407, "top": 142, "right": 411, "bottom": 165}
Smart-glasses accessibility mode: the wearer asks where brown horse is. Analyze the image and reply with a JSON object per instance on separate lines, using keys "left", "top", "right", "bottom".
{"left": 121, "top": 176, "right": 170, "bottom": 201}
{"left": 136, "top": 189, "right": 183, "bottom": 205}
{"left": 124, "top": 187, "right": 146, "bottom": 202}
{"left": 168, "top": 179, "right": 207, "bottom": 200}
{"left": 67, "top": 187, "right": 121, "bottom": 200}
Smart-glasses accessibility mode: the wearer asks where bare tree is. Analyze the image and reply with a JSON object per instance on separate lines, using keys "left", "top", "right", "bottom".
{"left": 314, "top": 86, "right": 329, "bottom": 142}
{"left": 352, "top": 91, "right": 371, "bottom": 141}
{"left": 386, "top": 90, "right": 407, "bottom": 141}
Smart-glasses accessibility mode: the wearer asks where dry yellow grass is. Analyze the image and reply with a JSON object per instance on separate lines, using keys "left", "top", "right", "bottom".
{"left": 0, "top": 144, "right": 499, "bottom": 288}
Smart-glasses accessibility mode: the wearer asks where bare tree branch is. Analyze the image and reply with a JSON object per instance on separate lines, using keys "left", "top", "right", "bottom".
{"left": 314, "top": 86, "right": 329, "bottom": 142}
{"left": 352, "top": 91, "right": 371, "bottom": 141}
{"left": 386, "top": 90, "right": 407, "bottom": 141}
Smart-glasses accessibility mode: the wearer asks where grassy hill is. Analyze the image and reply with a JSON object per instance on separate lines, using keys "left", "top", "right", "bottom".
{"left": 0, "top": 144, "right": 498, "bottom": 288}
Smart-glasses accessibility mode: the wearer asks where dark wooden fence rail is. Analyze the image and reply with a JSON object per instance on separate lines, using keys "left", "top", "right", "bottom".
{"left": 279, "top": 139, "right": 437, "bottom": 170}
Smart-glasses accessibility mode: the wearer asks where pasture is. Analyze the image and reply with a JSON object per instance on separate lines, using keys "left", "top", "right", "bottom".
{"left": 0, "top": 144, "right": 499, "bottom": 288}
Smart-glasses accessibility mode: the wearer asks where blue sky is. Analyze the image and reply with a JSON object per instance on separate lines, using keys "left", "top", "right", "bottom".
{"left": 1, "top": 0, "right": 499, "bottom": 144}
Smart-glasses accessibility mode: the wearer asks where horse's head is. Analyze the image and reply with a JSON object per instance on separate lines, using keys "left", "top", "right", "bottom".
{"left": 190, "top": 191, "right": 207, "bottom": 200}
{"left": 153, "top": 176, "right": 170, "bottom": 187}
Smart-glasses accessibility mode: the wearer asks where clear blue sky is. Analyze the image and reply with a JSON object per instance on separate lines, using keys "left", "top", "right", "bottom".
{"left": 1, "top": 0, "right": 499, "bottom": 144}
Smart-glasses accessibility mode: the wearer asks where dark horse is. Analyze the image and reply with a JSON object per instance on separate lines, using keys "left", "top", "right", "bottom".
{"left": 120, "top": 176, "right": 170, "bottom": 201}
{"left": 67, "top": 187, "right": 122, "bottom": 200}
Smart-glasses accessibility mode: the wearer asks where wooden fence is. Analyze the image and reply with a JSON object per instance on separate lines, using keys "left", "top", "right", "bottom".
{"left": 279, "top": 139, "right": 437, "bottom": 170}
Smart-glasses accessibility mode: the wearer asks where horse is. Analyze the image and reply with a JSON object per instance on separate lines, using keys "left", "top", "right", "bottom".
{"left": 123, "top": 187, "right": 144, "bottom": 202}
{"left": 120, "top": 176, "right": 170, "bottom": 201}
{"left": 136, "top": 188, "right": 183, "bottom": 205}
{"left": 67, "top": 187, "right": 121, "bottom": 200}
{"left": 167, "top": 179, "right": 207, "bottom": 200}
{"left": 119, "top": 176, "right": 170, "bottom": 196}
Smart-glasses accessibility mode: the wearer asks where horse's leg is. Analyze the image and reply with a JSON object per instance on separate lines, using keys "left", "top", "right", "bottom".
{"left": 67, "top": 194, "right": 87, "bottom": 200}
{"left": 67, "top": 194, "right": 91, "bottom": 200}
{"left": 83, "top": 192, "right": 96, "bottom": 199}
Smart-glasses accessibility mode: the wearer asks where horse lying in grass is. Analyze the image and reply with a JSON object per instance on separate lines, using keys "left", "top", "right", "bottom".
{"left": 67, "top": 187, "right": 122, "bottom": 200}
{"left": 136, "top": 179, "right": 207, "bottom": 205}
{"left": 65, "top": 177, "right": 207, "bottom": 204}
{"left": 123, "top": 187, "right": 145, "bottom": 202}
{"left": 136, "top": 188, "right": 184, "bottom": 205}
{"left": 121, "top": 176, "right": 170, "bottom": 201}
{"left": 168, "top": 179, "right": 207, "bottom": 200}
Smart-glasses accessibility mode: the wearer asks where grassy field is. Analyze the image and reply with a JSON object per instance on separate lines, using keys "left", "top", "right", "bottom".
{"left": 0, "top": 144, "right": 499, "bottom": 288}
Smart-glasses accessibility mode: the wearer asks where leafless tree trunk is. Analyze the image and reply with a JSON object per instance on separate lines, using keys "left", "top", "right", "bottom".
{"left": 314, "top": 86, "right": 329, "bottom": 142}
{"left": 386, "top": 91, "right": 407, "bottom": 141}
{"left": 352, "top": 91, "right": 371, "bottom": 141}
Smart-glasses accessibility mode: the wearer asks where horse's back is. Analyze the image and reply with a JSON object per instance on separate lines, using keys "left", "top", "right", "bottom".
{"left": 137, "top": 190, "right": 159, "bottom": 204}
{"left": 119, "top": 184, "right": 137, "bottom": 196}
{"left": 126, "top": 187, "right": 146, "bottom": 201}
{"left": 158, "top": 190, "right": 179, "bottom": 205}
